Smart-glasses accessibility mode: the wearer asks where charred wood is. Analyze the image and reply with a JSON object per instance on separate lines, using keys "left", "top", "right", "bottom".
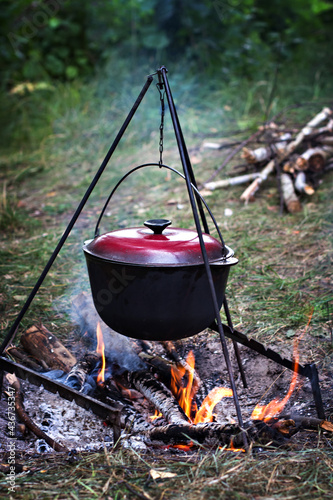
{"left": 148, "top": 420, "right": 288, "bottom": 447}
{"left": 64, "top": 352, "right": 101, "bottom": 391}
{"left": 129, "top": 370, "right": 190, "bottom": 425}
{"left": 5, "top": 346, "right": 43, "bottom": 372}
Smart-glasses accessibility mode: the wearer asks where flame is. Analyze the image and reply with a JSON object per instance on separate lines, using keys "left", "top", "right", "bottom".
{"left": 96, "top": 322, "right": 106, "bottom": 384}
{"left": 251, "top": 309, "right": 313, "bottom": 421}
{"left": 225, "top": 438, "right": 246, "bottom": 453}
{"left": 194, "top": 387, "right": 233, "bottom": 424}
{"left": 150, "top": 410, "right": 162, "bottom": 421}
{"left": 170, "top": 350, "right": 233, "bottom": 424}
{"left": 170, "top": 350, "right": 197, "bottom": 419}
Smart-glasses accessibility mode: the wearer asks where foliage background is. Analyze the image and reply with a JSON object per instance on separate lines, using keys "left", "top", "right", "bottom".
{"left": 1, "top": 0, "right": 333, "bottom": 84}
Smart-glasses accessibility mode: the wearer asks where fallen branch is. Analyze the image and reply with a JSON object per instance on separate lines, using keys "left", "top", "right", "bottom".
{"left": 240, "top": 159, "right": 276, "bottom": 203}
{"left": 286, "top": 107, "right": 332, "bottom": 154}
{"left": 203, "top": 129, "right": 263, "bottom": 186}
{"left": 204, "top": 172, "right": 261, "bottom": 191}
{"left": 5, "top": 373, "right": 68, "bottom": 453}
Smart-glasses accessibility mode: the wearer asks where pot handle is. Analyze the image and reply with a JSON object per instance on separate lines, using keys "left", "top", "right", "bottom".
{"left": 94, "top": 162, "right": 227, "bottom": 256}
{"left": 144, "top": 219, "right": 172, "bottom": 234}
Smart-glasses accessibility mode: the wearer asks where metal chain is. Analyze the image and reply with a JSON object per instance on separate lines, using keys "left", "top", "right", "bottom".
{"left": 157, "top": 83, "right": 165, "bottom": 166}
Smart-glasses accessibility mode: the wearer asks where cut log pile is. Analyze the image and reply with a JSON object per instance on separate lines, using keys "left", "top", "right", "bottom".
{"left": 202, "top": 107, "right": 333, "bottom": 213}
{"left": 3, "top": 312, "right": 333, "bottom": 452}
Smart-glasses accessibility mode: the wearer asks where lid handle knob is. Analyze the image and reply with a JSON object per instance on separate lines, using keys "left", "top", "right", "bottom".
{"left": 144, "top": 219, "right": 171, "bottom": 235}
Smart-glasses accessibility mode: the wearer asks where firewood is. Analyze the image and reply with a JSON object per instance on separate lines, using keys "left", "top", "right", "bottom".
{"left": 316, "top": 135, "right": 333, "bottom": 146}
{"left": 20, "top": 325, "right": 77, "bottom": 373}
{"left": 280, "top": 173, "right": 302, "bottom": 213}
{"left": 294, "top": 172, "right": 315, "bottom": 195}
{"left": 242, "top": 146, "right": 271, "bottom": 164}
{"left": 240, "top": 159, "right": 276, "bottom": 203}
{"left": 5, "top": 373, "right": 68, "bottom": 453}
{"left": 138, "top": 352, "right": 174, "bottom": 386}
{"left": 241, "top": 133, "right": 291, "bottom": 164}
{"left": 273, "top": 415, "right": 333, "bottom": 433}
{"left": 162, "top": 341, "right": 201, "bottom": 392}
{"left": 204, "top": 172, "right": 261, "bottom": 191}
{"left": 129, "top": 370, "right": 190, "bottom": 425}
{"left": 295, "top": 146, "right": 333, "bottom": 172}
{"left": 64, "top": 352, "right": 101, "bottom": 391}
{"left": 286, "top": 107, "right": 332, "bottom": 154}
{"left": 147, "top": 420, "right": 287, "bottom": 447}
{"left": 5, "top": 346, "right": 43, "bottom": 372}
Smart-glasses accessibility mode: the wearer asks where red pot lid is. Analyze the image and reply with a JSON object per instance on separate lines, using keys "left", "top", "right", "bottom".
{"left": 83, "top": 219, "right": 226, "bottom": 266}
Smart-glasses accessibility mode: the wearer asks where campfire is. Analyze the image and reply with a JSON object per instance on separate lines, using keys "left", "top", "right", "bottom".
{"left": 2, "top": 293, "right": 332, "bottom": 454}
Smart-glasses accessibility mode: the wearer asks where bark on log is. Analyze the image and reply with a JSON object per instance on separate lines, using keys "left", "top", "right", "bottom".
{"left": 147, "top": 420, "right": 287, "bottom": 447}
{"left": 20, "top": 325, "right": 77, "bottom": 373}
{"left": 204, "top": 172, "right": 261, "bottom": 191}
{"left": 242, "top": 146, "right": 271, "bottom": 164}
{"left": 240, "top": 159, "right": 276, "bottom": 203}
{"left": 294, "top": 172, "right": 315, "bottom": 195}
{"left": 280, "top": 173, "right": 302, "bottom": 213}
{"left": 286, "top": 107, "right": 332, "bottom": 154}
{"left": 5, "top": 373, "right": 68, "bottom": 453}
{"left": 129, "top": 370, "right": 190, "bottom": 425}
{"left": 5, "top": 346, "right": 43, "bottom": 372}
{"left": 295, "top": 146, "right": 333, "bottom": 172}
{"left": 138, "top": 352, "right": 174, "bottom": 386}
{"left": 64, "top": 352, "right": 101, "bottom": 391}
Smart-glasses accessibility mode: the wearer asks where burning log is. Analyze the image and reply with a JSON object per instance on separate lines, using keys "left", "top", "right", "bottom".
{"left": 129, "top": 370, "right": 190, "bottom": 425}
{"left": 148, "top": 420, "right": 287, "bottom": 448}
{"left": 162, "top": 342, "right": 201, "bottom": 390}
{"left": 275, "top": 415, "right": 333, "bottom": 434}
{"left": 138, "top": 352, "right": 174, "bottom": 386}
{"left": 20, "top": 325, "right": 77, "bottom": 373}
{"left": 64, "top": 352, "right": 101, "bottom": 391}
{"left": 5, "top": 373, "right": 68, "bottom": 453}
{"left": 280, "top": 173, "right": 302, "bottom": 213}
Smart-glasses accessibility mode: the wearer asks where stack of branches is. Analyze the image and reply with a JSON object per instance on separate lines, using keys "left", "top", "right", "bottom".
{"left": 203, "top": 107, "right": 333, "bottom": 213}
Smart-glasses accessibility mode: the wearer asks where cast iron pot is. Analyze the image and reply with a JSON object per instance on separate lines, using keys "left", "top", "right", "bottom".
{"left": 83, "top": 218, "right": 238, "bottom": 341}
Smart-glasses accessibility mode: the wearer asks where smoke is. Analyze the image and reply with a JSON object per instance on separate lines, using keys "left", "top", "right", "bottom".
{"left": 71, "top": 291, "right": 145, "bottom": 373}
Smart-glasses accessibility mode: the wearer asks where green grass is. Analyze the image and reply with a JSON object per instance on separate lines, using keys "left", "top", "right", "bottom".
{"left": 1, "top": 446, "right": 332, "bottom": 499}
